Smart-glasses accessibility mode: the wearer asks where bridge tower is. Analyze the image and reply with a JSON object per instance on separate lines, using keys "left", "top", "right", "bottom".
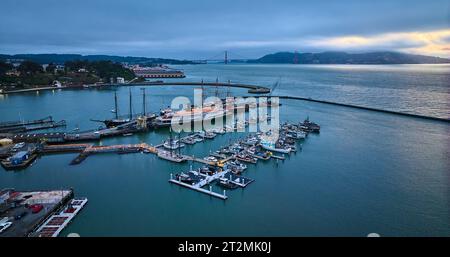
{"left": 224, "top": 51, "right": 228, "bottom": 64}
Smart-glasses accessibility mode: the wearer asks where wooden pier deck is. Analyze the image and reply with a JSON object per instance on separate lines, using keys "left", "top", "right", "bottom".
{"left": 34, "top": 198, "right": 88, "bottom": 237}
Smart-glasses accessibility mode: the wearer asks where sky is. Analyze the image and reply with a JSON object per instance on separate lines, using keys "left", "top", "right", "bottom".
{"left": 1, "top": 0, "right": 449, "bottom": 59}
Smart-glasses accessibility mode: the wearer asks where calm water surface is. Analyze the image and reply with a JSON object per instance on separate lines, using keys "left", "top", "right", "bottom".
{"left": 0, "top": 64, "right": 448, "bottom": 236}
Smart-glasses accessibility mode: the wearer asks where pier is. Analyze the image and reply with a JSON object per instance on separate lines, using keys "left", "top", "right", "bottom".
{"left": 267, "top": 95, "right": 450, "bottom": 123}
{"left": 33, "top": 197, "right": 88, "bottom": 237}
{"left": 169, "top": 172, "right": 228, "bottom": 200}
{"left": 69, "top": 143, "right": 157, "bottom": 165}
{"left": 0, "top": 81, "right": 271, "bottom": 95}
{"left": 0, "top": 189, "right": 77, "bottom": 237}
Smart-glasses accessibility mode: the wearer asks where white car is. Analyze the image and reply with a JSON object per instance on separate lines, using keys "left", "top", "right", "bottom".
{"left": 0, "top": 221, "right": 12, "bottom": 233}
{"left": 13, "top": 142, "right": 25, "bottom": 149}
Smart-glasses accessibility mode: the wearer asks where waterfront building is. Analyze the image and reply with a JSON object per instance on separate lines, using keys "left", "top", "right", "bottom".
{"left": 116, "top": 77, "right": 125, "bottom": 84}
{"left": 132, "top": 65, "right": 185, "bottom": 78}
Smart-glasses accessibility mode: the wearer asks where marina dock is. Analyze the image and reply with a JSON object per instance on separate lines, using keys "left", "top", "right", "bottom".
{"left": 169, "top": 172, "right": 228, "bottom": 200}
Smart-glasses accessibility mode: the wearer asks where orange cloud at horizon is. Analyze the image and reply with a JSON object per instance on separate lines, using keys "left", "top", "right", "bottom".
{"left": 311, "top": 29, "right": 450, "bottom": 58}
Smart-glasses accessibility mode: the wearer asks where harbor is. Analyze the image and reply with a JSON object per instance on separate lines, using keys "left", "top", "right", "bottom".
{"left": 1, "top": 0, "right": 449, "bottom": 240}
{"left": 0, "top": 104, "right": 318, "bottom": 200}
{"left": 0, "top": 64, "right": 449, "bottom": 237}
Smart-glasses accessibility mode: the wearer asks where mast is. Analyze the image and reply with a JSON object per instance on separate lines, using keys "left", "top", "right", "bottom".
{"left": 114, "top": 91, "right": 118, "bottom": 119}
{"left": 169, "top": 127, "right": 173, "bottom": 156}
{"left": 141, "top": 88, "right": 146, "bottom": 116}
{"left": 129, "top": 88, "right": 133, "bottom": 120}
{"left": 178, "top": 133, "right": 181, "bottom": 156}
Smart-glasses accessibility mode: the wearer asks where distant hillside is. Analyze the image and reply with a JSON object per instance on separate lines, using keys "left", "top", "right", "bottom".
{"left": 249, "top": 51, "right": 450, "bottom": 64}
{"left": 0, "top": 54, "right": 195, "bottom": 65}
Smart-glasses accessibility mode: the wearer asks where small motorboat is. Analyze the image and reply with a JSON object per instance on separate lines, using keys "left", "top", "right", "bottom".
{"left": 217, "top": 177, "right": 238, "bottom": 189}
{"left": 235, "top": 153, "right": 257, "bottom": 164}
{"left": 181, "top": 136, "right": 196, "bottom": 145}
{"left": 204, "top": 131, "right": 216, "bottom": 139}
{"left": 163, "top": 139, "right": 185, "bottom": 150}
{"left": 203, "top": 156, "right": 218, "bottom": 163}
{"left": 224, "top": 160, "right": 247, "bottom": 174}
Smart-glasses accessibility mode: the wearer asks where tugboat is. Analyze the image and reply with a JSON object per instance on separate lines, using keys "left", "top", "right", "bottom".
{"left": 300, "top": 117, "right": 320, "bottom": 133}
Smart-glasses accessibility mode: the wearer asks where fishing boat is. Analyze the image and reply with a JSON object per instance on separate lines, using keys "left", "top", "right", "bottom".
{"left": 242, "top": 137, "right": 259, "bottom": 146}
{"left": 157, "top": 150, "right": 186, "bottom": 163}
{"left": 286, "top": 131, "right": 306, "bottom": 140}
{"left": 175, "top": 172, "right": 200, "bottom": 184}
{"left": 260, "top": 141, "right": 291, "bottom": 154}
{"left": 235, "top": 153, "right": 257, "bottom": 164}
{"left": 224, "top": 160, "right": 247, "bottom": 174}
{"left": 300, "top": 117, "right": 320, "bottom": 133}
{"left": 198, "top": 165, "right": 222, "bottom": 176}
{"left": 248, "top": 147, "right": 271, "bottom": 160}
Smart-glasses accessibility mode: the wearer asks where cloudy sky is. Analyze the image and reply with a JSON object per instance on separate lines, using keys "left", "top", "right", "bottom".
{"left": 1, "top": 0, "right": 449, "bottom": 59}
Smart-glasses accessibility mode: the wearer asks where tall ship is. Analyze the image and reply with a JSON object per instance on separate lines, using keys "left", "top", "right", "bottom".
{"left": 154, "top": 105, "right": 229, "bottom": 127}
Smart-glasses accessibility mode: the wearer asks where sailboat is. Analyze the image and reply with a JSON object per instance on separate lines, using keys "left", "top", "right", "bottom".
{"left": 92, "top": 91, "right": 132, "bottom": 128}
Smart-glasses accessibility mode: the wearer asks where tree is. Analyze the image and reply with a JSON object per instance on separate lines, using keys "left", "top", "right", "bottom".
{"left": 18, "top": 60, "right": 43, "bottom": 75}
{"left": 0, "top": 60, "right": 13, "bottom": 75}
{"left": 46, "top": 62, "right": 57, "bottom": 74}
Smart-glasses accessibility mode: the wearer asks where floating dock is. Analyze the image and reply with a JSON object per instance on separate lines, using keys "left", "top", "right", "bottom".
{"left": 169, "top": 172, "right": 228, "bottom": 200}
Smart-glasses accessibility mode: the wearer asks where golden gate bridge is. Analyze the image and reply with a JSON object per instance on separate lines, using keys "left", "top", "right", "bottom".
{"left": 192, "top": 50, "right": 300, "bottom": 64}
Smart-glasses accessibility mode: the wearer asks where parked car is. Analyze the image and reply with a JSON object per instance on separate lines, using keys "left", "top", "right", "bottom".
{"left": 0, "top": 221, "right": 12, "bottom": 233}
{"left": 29, "top": 204, "right": 43, "bottom": 214}
{"left": 14, "top": 211, "right": 28, "bottom": 220}
{"left": 13, "top": 142, "right": 25, "bottom": 149}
